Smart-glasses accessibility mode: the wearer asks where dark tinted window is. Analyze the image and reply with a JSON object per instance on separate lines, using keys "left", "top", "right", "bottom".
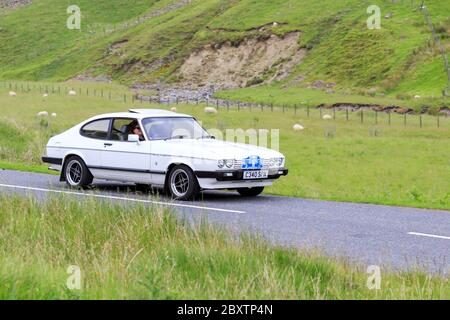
{"left": 80, "top": 119, "right": 110, "bottom": 140}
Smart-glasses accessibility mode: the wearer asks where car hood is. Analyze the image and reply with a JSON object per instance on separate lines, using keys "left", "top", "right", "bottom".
{"left": 151, "top": 138, "right": 283, "bottom": 160}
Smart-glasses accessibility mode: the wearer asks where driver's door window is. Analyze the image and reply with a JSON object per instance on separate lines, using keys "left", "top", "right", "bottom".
{"left": 110, "top": 118, "right": 139, "bottom": 142}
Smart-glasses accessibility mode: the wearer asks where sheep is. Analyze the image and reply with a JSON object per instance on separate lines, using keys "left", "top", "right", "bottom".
{"left": 170, "top": 107, "right": 177, "bottom": 112}
{"left": 293, "top": 124, "right": 304, "bottom": 131}
{"left": 37, "top": 111, "right": 49, "bottom": 117}
{"left": 51, "top": 113, "right": 57, "bottom": 118}
{"left": 204, "top": 107, "right": 218, "bottom": 114}
{"left": 43, "top": 93, "right": 49, "bottom": 98}
{"left": 68, "top": 90, "right": 77, "bottom": 96}
{"left": 414, "top": 95, "right": 421, "bottom": 99}
{"left": 322, "top": 114, "right": 333, "bottom": 120}
{"left": 8, "top": 91, "right": 17, "bottom": 97}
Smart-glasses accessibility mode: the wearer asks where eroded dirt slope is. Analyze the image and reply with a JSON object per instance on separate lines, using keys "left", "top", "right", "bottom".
{"left": 178, "top": 32, "right": 305, "bottom": 89}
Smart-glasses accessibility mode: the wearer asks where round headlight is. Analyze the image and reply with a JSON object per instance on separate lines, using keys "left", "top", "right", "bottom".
{"left": 277, "top": 158, "right": 284, "bottom": 167}
{"left": 269, "top": 158, "right": 276, "bottom": 167}
{"left": 225, "top": 159, "right": 234, "bottom": 168}
{"left": 218, "top": 159, "right": 225, "bottom": 168}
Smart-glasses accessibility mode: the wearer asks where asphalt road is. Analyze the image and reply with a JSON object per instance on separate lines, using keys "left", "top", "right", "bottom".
{"left": 0, "top": 169, "right": 449, "bottom": 275}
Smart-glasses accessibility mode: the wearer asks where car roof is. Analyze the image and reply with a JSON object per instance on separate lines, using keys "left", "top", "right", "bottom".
{"left": 88, "top": 109, "right": 192, "bottom": 121}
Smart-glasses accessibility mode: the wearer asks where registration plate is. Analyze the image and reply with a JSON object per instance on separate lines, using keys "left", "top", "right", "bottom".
{"left": 243, "top": 170, "right": 269, "bottom": 180}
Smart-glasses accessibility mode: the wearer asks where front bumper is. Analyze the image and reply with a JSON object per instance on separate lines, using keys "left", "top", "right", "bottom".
{"left": 196, "top": 168, "right": 288, "bottom": 181}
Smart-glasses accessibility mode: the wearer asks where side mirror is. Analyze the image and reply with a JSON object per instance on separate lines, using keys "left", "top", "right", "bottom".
{"left": 128, "top": 134, "right": 140, "bottom": 144}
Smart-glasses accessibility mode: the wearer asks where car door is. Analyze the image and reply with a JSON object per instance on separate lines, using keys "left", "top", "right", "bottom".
{"left": 97, "top": 118, "right": 152, "bottom": 184}
{"left": 78, "top": 118, "right": 112, "bottom": 168}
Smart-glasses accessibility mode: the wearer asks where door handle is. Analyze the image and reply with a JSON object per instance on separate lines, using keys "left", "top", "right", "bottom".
{"left": 104, "top": 143, "right": 113, "bottom": 147}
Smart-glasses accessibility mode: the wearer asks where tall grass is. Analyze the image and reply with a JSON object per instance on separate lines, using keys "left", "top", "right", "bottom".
{"left": 0, "top": 195, "right": 448, "bottom": 299}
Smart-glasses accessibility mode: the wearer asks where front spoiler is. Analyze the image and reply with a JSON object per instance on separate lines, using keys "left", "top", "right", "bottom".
{"left": 195, "top": 169, "right": 288, "bottom": 181}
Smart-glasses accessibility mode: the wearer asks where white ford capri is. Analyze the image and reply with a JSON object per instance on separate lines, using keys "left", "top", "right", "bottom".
{"left": 42, "top": 109, "right": 288, "bottom": 200}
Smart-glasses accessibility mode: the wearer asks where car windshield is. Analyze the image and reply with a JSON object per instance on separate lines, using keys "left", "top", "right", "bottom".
{"left": 141, "top": 117, "right": 210, "bottom": 140}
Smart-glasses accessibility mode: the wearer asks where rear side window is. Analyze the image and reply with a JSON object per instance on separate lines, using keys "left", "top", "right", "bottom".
{"left": 80, "top": 119, "right": 110, "bottom": 140}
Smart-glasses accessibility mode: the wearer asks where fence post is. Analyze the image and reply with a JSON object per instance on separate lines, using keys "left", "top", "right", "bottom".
{"left": 388, "top": 112, "right": 391, "bottom": 125}
{"left": 420, "top": 114, "right": 423, "bottom": 128}
{"left": 294, "top": 104, "right": 297, "bottom": 115}
{"left": 437, "top": 114, "right": 440, "bottom": 128}
{"left": 375, "top": 110, "right": 378, "bottom": 124}
{"left": 360, "top": 109, "right": 364, "bottom": 123}
{"left": 404, "top": 114, "right": 407, "bottom": 127}
{"left": 307, "top": 106, "right": 310, "bottom": 118}
{"left": 346, "top": 108, "right": 349, "bottom": 121}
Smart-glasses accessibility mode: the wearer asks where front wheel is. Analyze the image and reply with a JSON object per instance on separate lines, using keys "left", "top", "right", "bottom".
{"left": 167, "top": 165, "right": 200, "bottom": 201}
{"left": 64, "top": 156, "right": 93, "bottom": 188}
{"left": 237, "top": 187, "right": 264, "bottom": 197}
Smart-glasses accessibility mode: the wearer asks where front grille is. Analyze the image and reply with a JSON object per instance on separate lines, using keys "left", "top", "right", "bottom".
{"left": 234, "top": 158, "right": 270, "bottom": 169}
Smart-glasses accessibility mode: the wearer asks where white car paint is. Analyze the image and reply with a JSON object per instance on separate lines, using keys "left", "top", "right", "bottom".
{"left": 43, "top": 109, "right": 288, "bottom": 190}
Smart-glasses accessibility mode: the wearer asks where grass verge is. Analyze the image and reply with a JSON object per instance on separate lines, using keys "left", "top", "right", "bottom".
{"left": 0, "top": 195, "right": 448, "bottom": 299}
{"left": 0, "top": 161, "right": 57, "bottom": 175}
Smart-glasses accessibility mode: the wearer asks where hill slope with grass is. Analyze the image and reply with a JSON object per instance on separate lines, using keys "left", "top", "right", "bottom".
{"left": 0, "top": 0, "right": 449, "bottom": 98}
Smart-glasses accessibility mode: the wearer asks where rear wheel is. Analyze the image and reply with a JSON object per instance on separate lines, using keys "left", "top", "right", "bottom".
{"left": 167, "top": 165, "right": 200, "bottom": 201}
{"left": 237, "top": 187, "right": 264, "bottom": 197}
{"left": 64, "top": 156, "right": 93, "bottom": 188}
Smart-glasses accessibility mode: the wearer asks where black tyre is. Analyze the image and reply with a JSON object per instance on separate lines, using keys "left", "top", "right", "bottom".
{"left": 237, "top": 187, "right": 264, "bottom": 197}
{"left": 64, "top": 156, "right": 93, "bottom": 188}
{"left": 167, "top": 165, "right": 200, "bottom": 201}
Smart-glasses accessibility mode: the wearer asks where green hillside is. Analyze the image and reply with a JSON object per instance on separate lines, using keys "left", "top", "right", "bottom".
{"left": 0, "top": 0, "right": 449, "bottom": 99}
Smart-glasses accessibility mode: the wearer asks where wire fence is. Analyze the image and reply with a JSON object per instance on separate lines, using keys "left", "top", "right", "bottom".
{"left": 1, "top": 80, "right": 449, "bottom": 130}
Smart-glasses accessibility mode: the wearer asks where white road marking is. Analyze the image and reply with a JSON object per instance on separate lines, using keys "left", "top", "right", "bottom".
{"left": 408, "top": 232, "right": 450, "bottom": 240}
{"left": 0, "top": 183, "right": 246, "bottom": 214}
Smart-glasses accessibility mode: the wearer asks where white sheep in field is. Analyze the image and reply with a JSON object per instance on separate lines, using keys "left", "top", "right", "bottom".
{"left": 43, "top": 93, "right": 49, "bottom": 98}
{"left": 37, "top": 111, "right": 49, "bottom": 117}
{"left": 293, "top": 124, "right": 304, "bottom": 131}
{"left": 68, "top": 90, "right": 77, "bottom": 96}
{"left": 9, "top": 91, "right": 17, "bottom": 97}
{"left": 170, "top": 107, "right": 177, "bottom": 112}
{"left": 414, "top": 95, "right": 421, "bottom": 99}
{"left": 51, "top": 113, "right": 57, "bottom": 118}
{"left": 322, "top": 114, "right": 333, "bottom": 120}
{"left": 204, "top": 107, "right": 218, "bottom": 114}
